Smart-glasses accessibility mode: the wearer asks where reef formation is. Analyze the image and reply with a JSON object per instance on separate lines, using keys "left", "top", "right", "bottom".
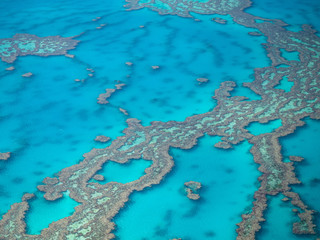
{"left": 0, "top": 33, "right": 79, "bottom": 63}
{"left": 97, "top": 83, "right": 126, "bottom": 104}
{"left": 184, "top": 181, "right": 201, "bottom": 200}
{"left": 1, "top": 0, "right": 320, "bottom": 239}
{"left": 0, "top": 152, "right": 11, "bottom": 161}
{"left": 94, "top": 135, "right": 111, "bottom": 143}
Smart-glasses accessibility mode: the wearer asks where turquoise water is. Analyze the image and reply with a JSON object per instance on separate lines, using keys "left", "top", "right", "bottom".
{"left": 25, "top": 191, "right": 79, "bottom": 234}
{"left": 91, "top": 159, "right": 152, "bottom": 184}
{"left": 246, "top": 119, "right": 282, "bottom": 135}
{"left": 275, "top": 76, "right": 294, "bottom": 92}
{"left": 0, "top": 0, "right": 320, "bottom": 239}
{"left": 246, "top": 0, "right": 320, "bottom": 34}
{"left": 258, "top": 118, "right": 320, "bottom": 240}
{"left": 258, "top": 194, "right": 312, "bottom": 240}
{"left": 0, "top": 0, "right": 130, "bottom": 217}
{"left": 281, "top": 118, "right": 320, "bottom": 236}
{"left": 114, "top": 135, "right": 260, "bottom": 239}
{"left": 0, "top": 0, "right": 269, "bottom": 218}
{"left": 280, "top": 49, "right": 300, "bottom": 62}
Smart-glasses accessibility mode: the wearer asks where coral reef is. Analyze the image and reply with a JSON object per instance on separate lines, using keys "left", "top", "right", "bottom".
{"left": 94, "top": 135, "right": 111, "bottom": 143}
{"left": 92, "top": 174, "right": 105, "bottom": 181}
{"left": 212, "top": 17, "right": 227, "bottom": 24}
{"left": 1, "top": 0, "right": 320, "bottom": 239}
{"left": 5, "top": 66, "right": 15, "bottom": 71}
{"left": 0, "top": 34, "right": 79, "bottom": 63}
{"left": 151, "top": 65, "right": 160, "bottom": 70}
{"left": 124, "top": 0, "right": 251, "bottom": 17}
{"left": 97, "top": 83, "right": 126, "bottom": 104}
{"left": 184, "top": 181, "right": 201, "bottom": 200}
{"left": 97, "top": 88, "right": 116, "bottom": 104}
{"left": 0, "top": 152, "right": 11, "bottom": 161}
{"left": 119, "top": 108, "right": 129, "bottom": 116}
{"left": 21, "top": 72, "right": 33, "bottom": 78}
{"left": 196, "top": 77, "right": 209, "bottom": 84}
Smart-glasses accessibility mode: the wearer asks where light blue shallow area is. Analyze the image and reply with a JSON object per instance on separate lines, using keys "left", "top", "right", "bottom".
{"left": 245, "top": 0, "right": 320, "bottom": 34}
{"left": 91, "top": 159, "right": 152, "bottom": 184}
{"left": 275, "top": 76, "right": 294, "bottom": 92}
{"left": 281, "top": 118, "right": 320, "bottom": 237}
{"left": 108, "top": 9, "right": 270, "bottom": 124}
{"left": 25, "top": 192, "right": 79, "bottom": 235}
{"left": 0, "top": 0, "right": 319, "bottom": 239}
{"left": 0, "top": 0, "right": 130, "bottom": 217}
{"left": 246, "top": 119, "right": 282, "bottom": 136}
{"left": 257, "top": 195, "right": 312, "bottom": 240}
{"left": 0, "top": 0, "right": 270, "bottom": 219}
{"left": 280, "top": 49, "right": 300, "bottom": 62}
{"left": 258, "top": 118, "right": 320, "bottom": 240}
{"left": 114, "top": 135, "right": 260, "bottom": 239}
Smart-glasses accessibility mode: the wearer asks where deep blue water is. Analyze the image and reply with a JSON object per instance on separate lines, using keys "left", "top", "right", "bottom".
{"left": 0, "top": 0, "right": 319, "bottom": 239}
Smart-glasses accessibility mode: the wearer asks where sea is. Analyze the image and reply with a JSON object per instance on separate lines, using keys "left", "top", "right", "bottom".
{"left": 0, "top": 0, "right": 319, "bottom": 239}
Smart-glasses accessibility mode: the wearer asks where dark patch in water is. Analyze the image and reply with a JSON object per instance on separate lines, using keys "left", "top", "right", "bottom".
{"left": 246, "top": 194, "right": 253, "bottom": 202}
{"left": 216, "top": 30, "right": 232, "bottom": 39}
{"left": 310, "top": 178, "right": 320, "bottom": 187}
{"left": 163, "top": 78, "right": 173, "bottom": 83}
{"left": 224, "top": 168, "right": 234, "bottom": 174}
{"left": 190, "top": 164, "right": 199, "bottom": 169}
{"left": 33, "top": 171, "right": 44, "bottom": 176}
{"left": 153, "top": 210, "right": 174, "bottom": 237}
{"left": 142, "top": 112, "right": 152, "bottom": 118}
{"left": 77, "top": 109, "right": 89, "bottom": 121}
{"left": 183, "top": 204, "right": 200, "bottom": 218}
{"left": 150, "top": 98, "right": 159, "bottom": 103}
{"left": 204, "top": 231, "right": 216, "bottom": 237}
{"left": 0, "top": 185, "right": 10, "bottom": 198}
{"left": 12, "top": 177, "right": 24, "bottom": 184}
{"left": 186, "top": 90, "right": 195, "bottom": 98}
{"left": 153, "top": 225, "right": 168, "bottom": 237}
{"left": 71, "top": 140, "right": 80, "bottom": 145}
{"left": 163, "top": 210, "right": 173, "bottom": 222}
{"left": 129, "top": 96, "right": 137, "bottom": 102}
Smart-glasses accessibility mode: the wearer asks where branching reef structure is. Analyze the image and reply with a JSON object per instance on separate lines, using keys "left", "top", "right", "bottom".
{"left": 0, "top": 34, "right": 79, "bottom": 63}
{"left": 1, "top": 0, "right": 320, "bottom": 239}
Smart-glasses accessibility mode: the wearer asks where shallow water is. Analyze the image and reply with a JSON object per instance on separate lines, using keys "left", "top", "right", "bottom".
{"left": 91, "top": 159, "right": 152, "bottom": 184}
{"left": 257, "top": 194, "right": 312, "bottom": 240}
{"left": 258, "top": 118, "right": 320, "bottom": 240}
{"left": 246, "top": 0, "right": 320, "bottom": 34}
{"left": 246, "top": 119, "right": 282, "bottom": 136}
{"left": 25, "top": 191, "right": 79, "bottom": 235}
{"left": 0, "top": 0, "right": 320, "bottom": 239}
{"left": 274, "top": 76, "right": 294, "bottom": 92}
{"left": 114, "top": 135, "right": 260, "bottom": 240}
{"left": 0, "top": 0, "right": 269, "bottom": 217}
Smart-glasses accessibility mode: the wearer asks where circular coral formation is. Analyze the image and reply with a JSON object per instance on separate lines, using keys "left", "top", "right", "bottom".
{"left": 184, "top": 181, "right": 202, "bottom": 200}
